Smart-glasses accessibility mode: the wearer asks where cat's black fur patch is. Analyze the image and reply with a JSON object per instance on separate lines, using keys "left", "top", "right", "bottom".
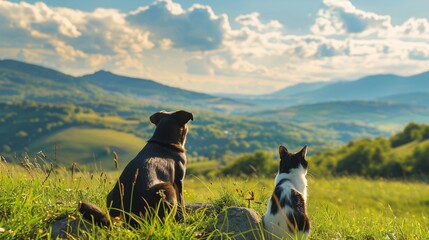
{"left": 269, "top": 179, "right": 291, "bottom": 215}
{"left": 287, "top": 189, "right": 310, "bottom": 232}
{"left": 279, "top": 146, "right": 308, "bottom": 174}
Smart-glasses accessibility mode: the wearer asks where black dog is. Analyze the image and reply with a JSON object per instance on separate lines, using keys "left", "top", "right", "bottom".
{"left": 80, "top": 110, "right": 193, "bottom": 227}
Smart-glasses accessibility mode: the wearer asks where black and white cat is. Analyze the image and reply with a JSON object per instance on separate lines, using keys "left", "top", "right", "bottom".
{"left": 263, "top": 145, "right": 311, "bottom": 239}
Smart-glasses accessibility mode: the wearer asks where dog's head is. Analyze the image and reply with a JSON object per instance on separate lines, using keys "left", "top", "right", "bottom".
{"left": 149, "top": 110, "right": 194, "bottom": 147}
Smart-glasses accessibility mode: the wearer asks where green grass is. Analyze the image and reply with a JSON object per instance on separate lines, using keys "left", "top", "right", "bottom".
{"left": 391, "top": 139, "right": 429, "bottom": 158}
{"left": 74, "top": 112, "right": 140, "bottom": 125}
{"left": 29, "top": 127, "right": 145, "bottom": 169}
{"left": 0, "top": 162, "right": 428, "bottom": 239}
{"left": 187, "top": 161, "right": 220, "bottom": 176}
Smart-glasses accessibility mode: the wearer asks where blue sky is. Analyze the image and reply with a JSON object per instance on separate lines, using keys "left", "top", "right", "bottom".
{"left": 1, "top": 0, "right": 429, "bottom": 94}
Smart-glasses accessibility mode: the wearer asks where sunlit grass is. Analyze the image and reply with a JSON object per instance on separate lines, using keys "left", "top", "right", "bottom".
{"left": 74, "top": 112, "right": 139, "bottom": 125}
{"left": 1, "top": 161, "right": 428, "bottom": 239}
{"left": 28, "top": 127, "right": 146, "bottom": 169}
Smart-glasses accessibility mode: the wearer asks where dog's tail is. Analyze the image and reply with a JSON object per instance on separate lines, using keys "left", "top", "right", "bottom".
{"left": 78, "top": 201, "right": 111, "bottom": 227}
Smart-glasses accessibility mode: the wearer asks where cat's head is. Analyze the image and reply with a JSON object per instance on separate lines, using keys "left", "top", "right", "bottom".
{"left": 278, "top": 145, "right": 308, "bottom": 174}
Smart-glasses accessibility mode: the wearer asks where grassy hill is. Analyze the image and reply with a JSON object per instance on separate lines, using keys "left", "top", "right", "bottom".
{"left": 2, "top": 59, "right": 428, "bottom": 172}
{"left": 390, "top": 138, "right": 429, "bottom": 159}
{"left": 310, "top": 122, "right": 429, "bottom": 178}
{"left": 379, "top": 92, "right": 429, "bottom": 107}
{"left": 254, "top": 100, "right": 429, "bottom": 124}
{"left": 249, "top": 100, "right": 429, "bottom": 140}
{"left": 29, "top": 128, "right": 146, "bottom": 169}
{"left": 0, "top": 101, "right": 339, "bottom": 168}
{"left": 0, "top": 60, "right": 98, "bottom": 103}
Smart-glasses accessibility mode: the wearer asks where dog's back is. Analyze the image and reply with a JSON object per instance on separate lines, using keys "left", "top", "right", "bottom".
{"left": 106, "top": 110, "right": 192, "bottom": 226}
{"left": 79, "top": 110, "right": 193, "bottom": 227}
{"left": 107, "top": 142, "right": 186, "bottom": 223}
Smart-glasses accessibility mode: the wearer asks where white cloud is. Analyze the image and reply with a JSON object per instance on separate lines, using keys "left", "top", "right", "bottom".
{"left": 235, "top": 12, "right": 282, "bottom": 32}
{"left": 127, "top": 0, "right": 229, "bottom": 51}
{"left": 1, "top": 0, "right": 429, "bottom": 94}
{"left": 311, "top": 0, "right": 392, "bottom": 36}
{"left": 396, "top": 17, "right": 429, "bottom": 38}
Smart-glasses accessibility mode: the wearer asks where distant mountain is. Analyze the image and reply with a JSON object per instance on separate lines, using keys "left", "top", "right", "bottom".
{"left": 80, "top": 70, "right": 251, "bottom": 112}
{"left": 0, "top": 59, "right": 78, "bottom": 83}
{"left": 227, "top": 71, "right": 429, "bottom": 108}
{"left": 0, "top": 59, "right": 101, "bottom": 103}
{"left": 266, "top": 81, "right": 332, "bottom": 97}
{"left": 0, "top": 59, "right": 251, "bottom": 113}
{"left": 378, "top": 92, "right": 429, "bottom": 107}
{"left": 299, "top": 72, "right": 429, "bottom": 101}
{"left": 252, "top": 100, "right": 429, "bottom": 126}
{"left": 81, "top": 70, "right": 217, "bottom": 101}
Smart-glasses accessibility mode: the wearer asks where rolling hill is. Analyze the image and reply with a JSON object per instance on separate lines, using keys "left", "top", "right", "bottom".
{"left": 29, "top": 127, "right": 146, "bottom": 169}
{"left": 254, "top": 101, "right": 429, "bottom": 124}
{"left": 310, "top": 122, "right": 429, "bottom": 178}
{"left": 0, "top": 59, "right": 100, "bottom": 103}
{"left": 248, "top": 100, "right": 429, "bottom": 142}
{"left": 0, "top": 101, "right": 339, "bottom": 168}
{"left": 378, "top": 92, "right": 429, "bottom": 107}
{"left": 0, "top": 59, "right": 251, "bottom": 113}
{"left": 266, "top": 81, "right": 331, "bottom": 97}
{"left": 1, "top": 59, "right": 428, "bottom": 170}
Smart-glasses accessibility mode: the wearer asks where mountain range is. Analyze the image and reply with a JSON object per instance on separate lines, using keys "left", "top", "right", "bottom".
{"left": 2, "top": 58, "right": 429, "bottom": 110}
{"left": 0, "top": 59, "right": 250, "bottom": 114}
{"left": 231, "top": 72, "right": 429, "bottom": 108}
{"left": 1, "top": 58, "right": 429, "bottom": 167}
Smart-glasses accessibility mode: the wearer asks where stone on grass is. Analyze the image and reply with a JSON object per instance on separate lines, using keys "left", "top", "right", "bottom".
{"left": 50, "top": 215, "right": 95, "bottom": 239}
{"left": 186, "top": 202, "right": 215, "bottom": 215}
{"left": 215, "top": 207, "right": 263, "bottom": 240}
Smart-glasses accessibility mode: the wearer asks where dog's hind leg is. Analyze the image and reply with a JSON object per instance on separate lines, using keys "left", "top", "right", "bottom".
{"left": 78, "top": 201, "right": 111, "bottom": 227}
{"left": 146, "top": 182, "right": 178, "bottom": 221}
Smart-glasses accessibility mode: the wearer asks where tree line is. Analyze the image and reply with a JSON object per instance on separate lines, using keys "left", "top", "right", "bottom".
{"left": 214, "top": 122, "right": 429, "bottom": 179}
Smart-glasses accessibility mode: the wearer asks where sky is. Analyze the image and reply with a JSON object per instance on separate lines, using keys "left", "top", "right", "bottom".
{"left": 1, "top": 0, "right": 429, "bottom": 95}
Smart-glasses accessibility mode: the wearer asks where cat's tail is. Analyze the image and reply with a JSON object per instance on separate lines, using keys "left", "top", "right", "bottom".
{"left": 78, "top": 201, "right": 111, "bottom": 227}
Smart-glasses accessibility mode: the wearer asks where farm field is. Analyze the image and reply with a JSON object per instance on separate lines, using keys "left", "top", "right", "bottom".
{"left": 0, "top": 163, "right": 428, "bottom": 239}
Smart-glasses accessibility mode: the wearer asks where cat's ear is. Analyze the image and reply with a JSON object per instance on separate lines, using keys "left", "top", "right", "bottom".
{"left": 279, "top": 145, "right": 288, "bottom": 158}
{"left": 298, "top": 145, "right": 308, "bottom": 158}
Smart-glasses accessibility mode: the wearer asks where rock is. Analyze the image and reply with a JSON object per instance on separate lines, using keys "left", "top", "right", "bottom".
{"left": 48, "top": 203, "right": 212, "bottom": 238}
{"left": 50, "top": 215, "right": 95, "bottom": 239}
{"left": 186, "top": 202, "right": 215, "bottom": 215}
{"left": 215, "top": 207, "right": 263, "bottom": 240}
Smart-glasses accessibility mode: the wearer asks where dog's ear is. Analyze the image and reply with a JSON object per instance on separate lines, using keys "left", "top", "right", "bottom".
{"left": 279, "top": 145, "right": 288, "bottom": 158}
{"left": 298, "top": 145, "right": 308, "bottom": 158}
{"left": 150, "top": 111, "right": 167, "bottom": 125}
{"left": 173, "top": 110, "right": 194, "bottom": 125}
